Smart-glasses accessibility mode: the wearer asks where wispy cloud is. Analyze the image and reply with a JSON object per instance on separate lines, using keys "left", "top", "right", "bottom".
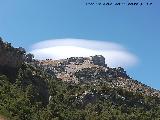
{"left": 30, "top": 38, "right": 138, "bottom": 68}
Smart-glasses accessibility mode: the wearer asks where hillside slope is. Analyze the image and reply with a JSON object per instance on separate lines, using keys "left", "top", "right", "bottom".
{"left": 31, "top": 55, "right": 160, "bottom": 98}
{"left": 0, "top": 38, "right": 160, "bottom": 120}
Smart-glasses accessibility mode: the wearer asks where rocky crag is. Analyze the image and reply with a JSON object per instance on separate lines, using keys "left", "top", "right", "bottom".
{"left": 1, "top": 38, "right": 160, "bottom": 119}
{"left": 0, "top": 38, "right": 49, "bottom": 105}
{"left": 0, "top": 37, "right": 160, "bottom": 100}
{"left": 30, "top": 55, "right": 160, "bottom": 98}
{"left": 0, "top": 37, "right": 25, "bottom": 68}
{"left": 0, "top": 37, "right": 26, "bottom": 82}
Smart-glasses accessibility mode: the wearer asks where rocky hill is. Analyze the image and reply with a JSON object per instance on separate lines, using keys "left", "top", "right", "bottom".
{"left": 1, "top": 38, "right": 160, "bottom": 120}
{"left": 29, "top": 55, "right": 160, "bottom": 98}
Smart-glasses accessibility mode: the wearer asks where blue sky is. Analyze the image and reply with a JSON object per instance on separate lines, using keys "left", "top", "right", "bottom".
{"left": 0, "top": 0, "right": 160, "bottom": 89}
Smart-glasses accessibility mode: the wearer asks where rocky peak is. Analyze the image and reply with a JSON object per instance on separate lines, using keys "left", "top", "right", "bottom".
{"left": 90, "top": 55, "right": 105, "bottom": 66}
{"left": 65, "top": 55, "right": 105, "bottom": 66}
{"left": 34, "top": 55, "right": 129, "bottom": 84}
{"left": 30, "top": 55, "right": 160, "bottom": 98}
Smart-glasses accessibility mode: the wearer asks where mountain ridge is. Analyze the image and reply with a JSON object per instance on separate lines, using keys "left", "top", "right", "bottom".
{"left": 1, "top": 38, "right": 160, "bottom": 120}
{"left": 29, "top": 55, "right": 160, "bottom": 98}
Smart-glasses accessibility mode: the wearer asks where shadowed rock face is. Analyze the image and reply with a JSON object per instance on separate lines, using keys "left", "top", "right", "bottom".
{"left": 0, "top": 38, "right": 49, "bottom": 105}
{"left": 0, "top": 39, "right": 24, "bottom": 68}
{"left": 0, "top": 66, "right": 18, "bottom": 83}
{"left": 0, "top": 39, "right": 25, "bottom": 82}
{"left": 91, "top": 55, "right": 105, "bottom": 66}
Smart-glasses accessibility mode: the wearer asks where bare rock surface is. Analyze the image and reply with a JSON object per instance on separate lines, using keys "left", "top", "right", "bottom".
{"left": 31, "top": 55, "right": 160, "bottom": 98}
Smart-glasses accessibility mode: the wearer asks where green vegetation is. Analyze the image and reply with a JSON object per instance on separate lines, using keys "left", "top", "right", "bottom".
{"left": 0, "top": 62, "right": 160, "bottom": 120}
{"left": 0, "top": 39, "right": 160, "bottom": 119}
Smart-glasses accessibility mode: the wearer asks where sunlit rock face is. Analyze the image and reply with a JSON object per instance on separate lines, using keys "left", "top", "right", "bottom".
{"left": 36, "top": 55, "right": 130, "bottom": 83}
{"left": 31, "top": 55, "right": 160, "bottom": 98}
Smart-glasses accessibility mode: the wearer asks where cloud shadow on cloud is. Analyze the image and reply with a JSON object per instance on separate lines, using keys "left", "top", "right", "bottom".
{"left": 30, "top": 38, "right": 138, "bottom": 68}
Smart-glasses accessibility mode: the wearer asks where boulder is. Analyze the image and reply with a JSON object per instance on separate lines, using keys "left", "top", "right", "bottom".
{"left": 91, "top": 55, "right": 105, "bottom": 66}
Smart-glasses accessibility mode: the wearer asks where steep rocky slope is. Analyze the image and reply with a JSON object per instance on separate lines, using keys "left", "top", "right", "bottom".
{"left": 0, "top": 38, "right": 49, "bottom": 105}
{"left": 0, "top": 37, "right": 25, "bottom": 68}
{"left": 1, "top": 38, "right": 160, "bottom": 120}
{"left": 30, "top": 55, "right": 160, "bottom": 98}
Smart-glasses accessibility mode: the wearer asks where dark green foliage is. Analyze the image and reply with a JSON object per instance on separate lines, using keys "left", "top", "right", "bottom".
{"left": 0, "top": 66, "right": 18, "bottom": 83}
{"left": 0, "top": 63, "right": 160, "bottom": 120}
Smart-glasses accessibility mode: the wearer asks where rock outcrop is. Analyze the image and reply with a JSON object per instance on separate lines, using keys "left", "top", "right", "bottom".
{"left": 0, "top": 38, "right": 26, "bottom": 81}
{"left": 30, "top": 55, "right": 160, "bottom": 98}
{"left": 0, "top": 38, "right": 25, "bottom": 68}
{"left": 0, "top": 38, "right": 49, "bottom": 105}
{"left": 36, "top": 55, "right": 129, "bottom": 82}
{"left": 91, "top": 55, "right": 105, "bottom": 66}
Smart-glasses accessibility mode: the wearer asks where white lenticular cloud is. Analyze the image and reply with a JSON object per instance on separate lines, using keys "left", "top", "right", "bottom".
{"left": 30, "top": 38, "right": 138, "bottom": 68}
